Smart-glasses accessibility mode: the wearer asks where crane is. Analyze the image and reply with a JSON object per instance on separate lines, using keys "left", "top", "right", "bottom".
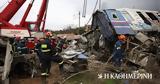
{"left": 0, "top": 0, "right": 49, "bottom": 38}
{"left": 0, "top": 0, "right": 49, "bottom": 82}
{"left": 20, "top": 0, "right": 49, "bottom": 32}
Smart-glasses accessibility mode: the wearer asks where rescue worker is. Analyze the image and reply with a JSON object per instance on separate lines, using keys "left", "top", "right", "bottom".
{"left": 56, "top": 36, "right": 67, "bottom": 53}
{"left": 45, "top": 31, "right": 52, "bottom": 43}
{"left": 36, "top": 32, "right": 64, "bottom": 76}
{"left": 13, "top": 37, "right": 21, "bottom": 53}
{"left": 51, "top": 36, "right": 57, "bottom": 48}
{"left": 112, "top": 34, "right": 126, "bottom": 67}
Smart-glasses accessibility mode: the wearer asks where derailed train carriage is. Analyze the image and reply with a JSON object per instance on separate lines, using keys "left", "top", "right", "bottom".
{"left": 87, "top": 8, "right": 160, "bottom": 67}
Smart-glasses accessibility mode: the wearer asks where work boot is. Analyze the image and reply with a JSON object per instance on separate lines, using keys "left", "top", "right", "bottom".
{"left": 41, "top": 73, "right": 49, "bottom": 76}
{"left": 41, "top": 68, "right": 50, "bottom": 76}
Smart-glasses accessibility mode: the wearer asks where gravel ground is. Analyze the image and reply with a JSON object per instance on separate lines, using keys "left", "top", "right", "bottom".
{"left": 9, "top": 54, "right": 160, "bottom": 84}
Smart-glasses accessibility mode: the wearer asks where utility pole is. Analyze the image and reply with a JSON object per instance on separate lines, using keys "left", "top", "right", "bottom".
{"left": 79, "top": 11, "right": 81, "bottom": 28}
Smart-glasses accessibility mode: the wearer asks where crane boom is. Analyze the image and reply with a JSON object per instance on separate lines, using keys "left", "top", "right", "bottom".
{"left": 36, "top": 0, "right": 49, "bottom": 31}
{"left": 0, "top": 0, "right": 26, "bottom": 22}
{"left": 0, "top": 0, "right": 49, "bottom": 37}
{"left": 21, "top": 0, "right": 49, "bottom": 32}
{"left": 20, "top": 0, "right": 35, "bottom": 27}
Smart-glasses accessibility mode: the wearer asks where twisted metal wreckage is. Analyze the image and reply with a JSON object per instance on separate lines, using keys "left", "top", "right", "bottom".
{"left": 0, "top": 1, "right": 160, "bottom": 83}
{"left": 62, "top": 8, "right": 160, "bottom": 84}
{"left": 86, "top": 8, "right": 160, "bottom": 68}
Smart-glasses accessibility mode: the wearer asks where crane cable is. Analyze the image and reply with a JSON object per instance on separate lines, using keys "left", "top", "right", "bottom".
{"left": 86, "top": 0, "right": 99, "bottom": 25}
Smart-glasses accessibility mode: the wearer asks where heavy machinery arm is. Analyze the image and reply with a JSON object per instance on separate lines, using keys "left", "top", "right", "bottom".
{"left": 21, "top": 0, "right": 49, "bottom": 32}
{"left": 0, "top": 0, "right": 49, "bottom": 37}
{"left": 20, "top": 0, "right": 35, "bottom": 27}
{"left": 36, "top": 0, "right": 49, "bottom": 31}
{"left": 0, "top": 0, "right": 26, "bottom": 22}
{"left": 0, "top": 0, "right": 30, "bottom": 37}
{"left": 0, "top": 0, "right": 50, "bottom": 81}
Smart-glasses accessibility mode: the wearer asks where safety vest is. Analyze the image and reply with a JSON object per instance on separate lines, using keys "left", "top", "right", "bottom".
{"left": 40, "top": 43, "right": 51, "bottom": 53}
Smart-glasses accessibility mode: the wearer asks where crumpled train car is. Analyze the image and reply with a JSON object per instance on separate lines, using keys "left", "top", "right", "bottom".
{"left": 87, "top": 8, "right": 160, "bottom": 66}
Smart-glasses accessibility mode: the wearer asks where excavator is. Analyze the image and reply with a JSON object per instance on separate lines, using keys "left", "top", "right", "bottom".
{"left": 0, "top": 0, "right": 49, "bottom": 83}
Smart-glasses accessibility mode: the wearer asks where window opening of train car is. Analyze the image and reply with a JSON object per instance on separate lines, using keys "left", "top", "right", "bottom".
{"left": 146, "top": 12, "right": 159, "bottom": 22}
{"left": 112, "top": 12, "right": 119, "bottom": 20}
{"left": 137, "top": 12, "right": 151, "bottom": 25}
